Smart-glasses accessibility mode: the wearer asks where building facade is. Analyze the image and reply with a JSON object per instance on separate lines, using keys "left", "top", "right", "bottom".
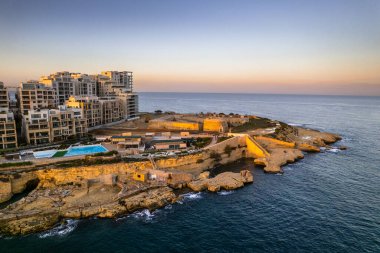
{"left": 99, "top": 98, "right": 125, "bottom": 124}
{"left": 22, "top": 106, "right": 87, "bottom": 145}
{"left": 18, "top": 81, "right": 57, "bottom": 115}
{"left": 0, "top": 82, "right": 18, "bottom": 149}
{"left": 40, "top": 72, "right": 75, "bottom": 105}
{"left": 65, "top": 96, "right": 102, "bottom": 128}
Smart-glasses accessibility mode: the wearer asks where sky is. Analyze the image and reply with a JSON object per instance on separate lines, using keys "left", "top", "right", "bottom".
{"left": 0, "top": 0, "right": 379, "bottom": 96}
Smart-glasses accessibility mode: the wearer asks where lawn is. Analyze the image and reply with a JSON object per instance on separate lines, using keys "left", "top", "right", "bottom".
{"left": 52, "top": 150, "right": 68, "bottom": 158}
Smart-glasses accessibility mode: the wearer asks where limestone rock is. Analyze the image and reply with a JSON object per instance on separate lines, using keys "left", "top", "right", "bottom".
{"left": 0, "top": 211, "right": 60, "bottom": 236}
{"left": 297, "top": 143, "right": 320, "bottom": 152}
{"left": 167, "top": 173, "right": 193, "bottom": 189}
{"left": 197, "top": 171, "right": 210, "bottom": 180}
{"left": 188, "top": 170, "right": 253, "bottom": 193}
{"left": 187, "top": 180, "right": 208, "bottom": 192}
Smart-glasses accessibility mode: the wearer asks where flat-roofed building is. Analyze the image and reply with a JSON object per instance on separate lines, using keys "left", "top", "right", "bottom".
{"left": 152, "top": 139, "right": 187, "bottom": 150}
{"left": 0, "top": 82, "right": 18, "bottom": 149}
{"left": 71, "top": 73, "right": 97, "bottom": 97}
{"left": 49, "top": 106, "right": 87, "bottom": 142}
{"left": 22, "top": 106, "right": 87, "bottom": 145}
{"left": 116, "top": 92, "right": 138, "bottom": 119}
{"left": 0, "top": 108, "right": 18, "bottom": 149}
{"left": 99, "top": 98, "right": 125, "bottom": 124}
{"left": 101, "top": 71, "right": 133, "bottom": 93}
{"left": 65, "top": 96, "right": 102, "bottom": 128}
{"left": 111, "top": 135, "right": 143, "bottom": 150}
{"left": 40, "top": 71, "right": 75, "bottom": 105}
{"left": 22, "top": 109, "right": 51, "bottom": 145}
{"left": 95, "top": 74, "right": 118, "bottom": 97}
{"left": 0, "top": 82, "right": 9, "bottom": 108}
{"left": 18, "top": 81, "right": 57, "bottom": 115}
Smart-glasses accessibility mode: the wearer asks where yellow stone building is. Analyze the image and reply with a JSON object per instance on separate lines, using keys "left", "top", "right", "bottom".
{"left": 203, "top": 118, "right": 228, "bottom": 133}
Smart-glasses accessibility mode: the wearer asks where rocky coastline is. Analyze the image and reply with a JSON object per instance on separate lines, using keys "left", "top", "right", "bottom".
{"left": 0, "top": 118, "right": 342, "bottom": 236}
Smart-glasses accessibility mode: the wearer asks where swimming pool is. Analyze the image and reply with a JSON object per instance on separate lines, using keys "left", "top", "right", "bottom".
{"left": 64, "top": 145, "right": 108, "bottom": 157}
{"left": 33, "top": 150, "right": 58, "bottom": 159}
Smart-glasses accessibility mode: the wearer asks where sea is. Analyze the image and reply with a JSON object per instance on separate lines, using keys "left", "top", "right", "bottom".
{"left": 1, "top": 93, "right": 379, "bottom": 253}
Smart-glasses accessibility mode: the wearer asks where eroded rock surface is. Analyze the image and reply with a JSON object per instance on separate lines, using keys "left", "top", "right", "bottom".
{"left": 188, "top": 170, "right": 253, "bottom": 192}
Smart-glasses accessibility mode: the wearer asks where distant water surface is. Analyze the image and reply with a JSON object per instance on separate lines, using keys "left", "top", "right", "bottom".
{"left": 1, "top": 93, "right": 379, "bottom": 253}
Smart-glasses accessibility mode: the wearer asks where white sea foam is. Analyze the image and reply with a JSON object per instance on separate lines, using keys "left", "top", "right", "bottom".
{"left": 38, "top": 219, "right": 78, "bottom": 238}
{"left": 182, "top": 192, "right": 203, "bottom": 200}
{"left": 164, "top": 204, "right": 173, "bottom": 210}
{"left": 217, "top": 190, "right": 235, "bottom": 196}
{"left": 129, "top": 209, "right": 155, "bottom": 221}
{"left": 176, "top": 192, "right": 203, "bottom": 204}
{"left": 327, "top": 148, "right": 340, "bottom": 153}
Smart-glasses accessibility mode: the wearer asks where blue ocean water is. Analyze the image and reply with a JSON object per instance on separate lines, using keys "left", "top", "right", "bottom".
{"left": 1, "top": 93, "right": 379, "bottom": 253}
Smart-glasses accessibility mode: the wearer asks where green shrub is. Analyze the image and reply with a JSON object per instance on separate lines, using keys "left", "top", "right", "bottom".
{"left": 0, "top": 161, "right": 33, "bottom": 168}
{"left": 193, "top": 137, "right": 212, "bottom": 148}
{"left": 91, "top": 150, "right": 118, "bottom": 157}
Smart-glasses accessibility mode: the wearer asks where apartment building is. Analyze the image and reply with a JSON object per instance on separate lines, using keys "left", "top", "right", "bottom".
{"left": 23, "top": 106, "right": 87, "bottom": 145}
{"left": 22, "top": 109, "right": 50, "bottom": 145}
{"left": 0, "top": 109, "right": 18, "bottom": 149}
{"left": 18, "top": 81, "right": 57, "bottom": 115}
{"left": 117, "top": 92, "right": 138, "bottom": 119}
{"left": 65, "top": 96, "right": 102, "bottom": 128}
{"left": 71, "top": 73, "right": 97, "bottom": 97}
{"left": 95, "top": 74, "right": 118, "bottom": 97}
{"left": 0, "top": 82, "right": 9, "bottom": 108}
{"left": 99, "top": 98, "right": 125, "bottom": 124}
{"left": 40, "top": 72, "right": 75, "bottom": 105}
{"left": 0, "top": 82, "right": 18, "bottom": 149}
{"left": 49, "top": 106, "right": 87, "bottom": 142}
{"left": 101, "top": 71, "right": 133, "bottom": 93}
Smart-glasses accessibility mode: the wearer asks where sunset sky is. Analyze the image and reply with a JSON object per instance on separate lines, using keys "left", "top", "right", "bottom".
{"left": 0, "top": 0, "right": 379, "bottom": 95}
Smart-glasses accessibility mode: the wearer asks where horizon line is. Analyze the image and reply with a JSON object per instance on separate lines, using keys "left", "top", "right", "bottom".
{"left": 136, "top": 91, "right": 380, "bottom": 97}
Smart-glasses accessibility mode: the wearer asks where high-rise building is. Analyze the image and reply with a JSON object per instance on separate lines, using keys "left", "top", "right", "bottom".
{"left": 40, "top": 72, "right": 75, "bottom": 105}
{"left": 0, "top": 82, "right": 18, "bottom": 149}
{"left": 99, "top": 98, "right": 125, "bottom": 124}
{"left": 101, "top": 71, "right": 133, "bottom": 92}
{"left": 18, "top": 81, "right": 57, "bottom": 115}
{"left": 65, "top": 96, "right": 102, "bottom": 128}
{"left": 0, "top": 81, "right": 9, "bottom": 108}
{"left": 71, "top": 73, "right": 97, "bottom": 97}
{"left": 116, "top": 92, "right": 138, "bottom": 119}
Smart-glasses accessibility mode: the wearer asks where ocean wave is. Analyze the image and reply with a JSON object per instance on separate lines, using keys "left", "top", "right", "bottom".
{"left": 176, "top": 192, "right": 203, "bottom": 204}
{"left": 326, "top": 148, "right": 341, "bottom": 153}
{"left": 217, "top": 190, "right": 235, "bottom": 196}
{"left": 129, "top": 209, "right": 156, "bottom": 221}
{"left": 38, "top": 219, "right": 78, "bottom": 238}
{"left": 182, "top": 192, "right": 203, "bottom": 200}
{"left": 164, "top": 204, "right": 173, "bottom": 210}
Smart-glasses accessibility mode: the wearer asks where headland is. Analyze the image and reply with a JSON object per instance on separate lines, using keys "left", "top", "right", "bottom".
{"left": 0, "top": 112, "right": 342, "bottom": 235}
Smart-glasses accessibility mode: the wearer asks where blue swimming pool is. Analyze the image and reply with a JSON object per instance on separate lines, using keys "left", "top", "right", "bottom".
{"left": 33, "top": 150, "right": 58, "bottom": 159}
{"left": 64, "top": 145, "right": 108, "bottom": 157}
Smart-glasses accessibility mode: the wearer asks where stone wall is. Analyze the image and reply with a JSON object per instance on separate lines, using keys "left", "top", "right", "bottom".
{"left": 148, "top": 121, "right": 200, "bottom": 131}
{"left": 255, "top": 136, "right": 295, "bottom": 148}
